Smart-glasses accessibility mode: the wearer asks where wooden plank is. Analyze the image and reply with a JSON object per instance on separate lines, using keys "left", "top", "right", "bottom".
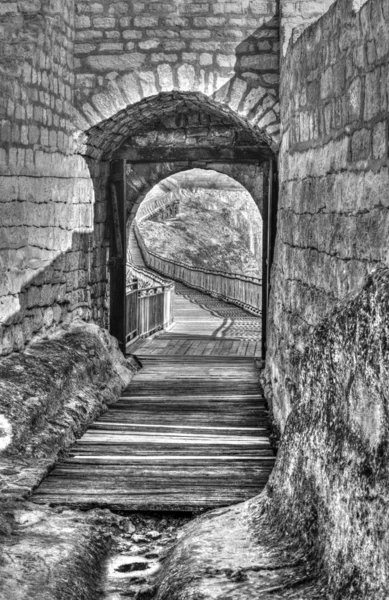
{"left": 33, "top": 276, "right": 274, "bottom": 511}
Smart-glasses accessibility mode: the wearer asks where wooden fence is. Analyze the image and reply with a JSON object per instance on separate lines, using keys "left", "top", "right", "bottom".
{"left": 134, "top": 221, "right": 262, "bottom": 315}
{"left": 126, "top": 278, "right": 174, "bottom": 346}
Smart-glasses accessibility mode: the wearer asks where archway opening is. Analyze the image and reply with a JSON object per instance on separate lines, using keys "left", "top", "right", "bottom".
{"left": 124, "top": 168, "right": 263, "bottom": 354}
{"left": 133, "top": 168, "right": 262, "bottom": 281}
{"left": 80, "top": 92, "right": 277, "bottom": 353}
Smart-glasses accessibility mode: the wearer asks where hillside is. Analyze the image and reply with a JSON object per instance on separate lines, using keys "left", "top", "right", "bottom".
{"left": 138, "top": 187, "right": 263, "bottom": 279}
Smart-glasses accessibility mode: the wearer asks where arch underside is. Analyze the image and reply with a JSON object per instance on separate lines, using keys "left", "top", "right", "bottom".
{"left": 79, "top": 91, "right": 277, "bottom": 162}
{"left": 81, "top": 91, "right": 275, "bottom": 220}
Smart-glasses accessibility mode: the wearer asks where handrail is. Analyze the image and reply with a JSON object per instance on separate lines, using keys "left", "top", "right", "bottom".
{"left": 127, "top": 261, "right": 173, "bottom": 290}
{"left": 134, "top": 221, "right": 262, "bottom": 315}
{"left": 136, "top": 192, "right": 179, "bottom": 223}
{"left": 126, "top": 276, "right": 174, "bottom": 347}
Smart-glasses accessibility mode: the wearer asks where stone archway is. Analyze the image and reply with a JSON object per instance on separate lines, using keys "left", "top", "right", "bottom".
{"left": 80, "top": 91, "right": 277, "bottom": 352}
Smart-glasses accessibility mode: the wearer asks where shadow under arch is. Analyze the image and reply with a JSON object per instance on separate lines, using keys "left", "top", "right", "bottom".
{"left": 79, "top": 90, "right": 278, "bottom": 356}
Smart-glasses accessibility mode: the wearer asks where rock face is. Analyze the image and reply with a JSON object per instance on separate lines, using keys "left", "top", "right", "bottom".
{"left": 267, "top": 268, "right": 389, "bottom": 599}
{"left": 0, "top": 321, "right": 138, "bottom": 500}
{"left": 0, "top": 503, "right": 113, "bottom": 600}
{"left": 155, "top": 267, "right": 389, "bottom": 600}
{"left": 155, "top": 499, "right": 321, "bottom": 600}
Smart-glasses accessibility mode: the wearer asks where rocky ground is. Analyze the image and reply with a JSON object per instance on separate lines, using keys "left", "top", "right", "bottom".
{"left": 0, "top": 497, "right": 192, "bottom": 600}
{"left": 101, "top": 512, "right": 191, "bottom": 600}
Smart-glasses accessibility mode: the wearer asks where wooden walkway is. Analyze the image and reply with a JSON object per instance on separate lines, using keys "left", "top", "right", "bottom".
{"left": 33, "top": 282, "right": 274, "bottom": 511}
{"left": 132, "top": 281, "right": 262, "bottom": 357}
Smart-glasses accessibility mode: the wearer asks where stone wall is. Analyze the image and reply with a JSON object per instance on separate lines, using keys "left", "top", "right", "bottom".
{"left": 280, "top": 0, "right": 336, "bottom": 55}
{"left": 0, "top": 2, "right": 84, "bottom": 353}
{"left": 0, "top": 1, "right": 111, "bottom": 356}
{"left": 267, "top": 268, "right": 389, "bottom": 599}
{"left": 0, "top": 320, "right": 137, "bottom": 500}
{"left": 268, "top": 0, "right": 389, "bottom": 429}
{"left": 73, "top": 0, "right": 280, "bottom": 135}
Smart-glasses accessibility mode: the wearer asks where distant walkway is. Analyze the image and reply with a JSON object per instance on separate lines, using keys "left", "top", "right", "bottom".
{"left": 132, "top": 281, "right": 262, "bottom": 357}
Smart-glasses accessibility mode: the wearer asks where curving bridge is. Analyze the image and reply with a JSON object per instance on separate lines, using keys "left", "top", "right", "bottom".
{"left": 33, "top": 231, "right": 274, "bottom": 511}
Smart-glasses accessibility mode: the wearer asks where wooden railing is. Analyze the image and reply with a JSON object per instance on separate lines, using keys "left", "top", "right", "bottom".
{"left": 127, "top": 262, "right": 172, "bottom": 290}
{"left": 134, "top": 221, "right": 262, "bottom": 316}
{"left": 126, "top": 278, "right": 174, "bottom": 346}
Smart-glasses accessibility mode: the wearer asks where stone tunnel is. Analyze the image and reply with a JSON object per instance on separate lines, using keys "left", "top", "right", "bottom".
{"left": 1, "top": 0, "right": 389, "bottom": 598}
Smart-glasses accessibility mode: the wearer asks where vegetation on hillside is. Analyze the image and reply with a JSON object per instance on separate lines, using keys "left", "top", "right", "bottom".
{"left": 138, "top": 188, "right": 262, "bottom": 279}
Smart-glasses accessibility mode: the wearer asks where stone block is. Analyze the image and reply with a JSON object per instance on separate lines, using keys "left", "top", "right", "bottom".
{"left": 98, "top": 42, "right": 124, "bottom": 52}
{"left": 177, "top": 64, "right": 196, "bottom": 91}
{"left": 372, "top": 121, "right": 387, "bottom": 161}
{"left": 193, "top": 16, "right": 226, "bottom": 27}
{"left": 93, "top": 17, "right": 116, "bottom": 28}
{"left": 86, "top": 53, "right": 146, "bottom": 71}
{"left": 182, "top": 52, "right": 197, "bottom": 62}
{"left": 249, "top": 0, "right": 272, "bottom": 13}
{"left": 180, "top": 30, "right": 211, "bottom": 39}
{"left": 105, "top": 30, "right": 121, "bottom": 39}
{"left": 240, "top": 53, "right": 278, "bottom": 70}
{"left": 200, "top": 53, "right": 213, "bottom": 66}
{"left": 216, "top": 54, "right": 235, "bottom": 68}
{"left": 163, "top": 40, "right": 186, "bottom": 51}
{"left": 108, "top": 1, "right": 129, "bottom": 14}
{"left": 139, "top": 39, "right": 160, "bottom": 50}
{"left": 120, "top": 17, "right": 132, "bottom": 27}
{"left": 157, "top": 64, "right": 174, "bottom": 91}
{"left": 151, "top": 52, "right": 178, "bottom": 63}
{"left": 123, "top": 29, "right": 143, "bottom": 39}
{"left": 190, "top": 41, "right": 221, "bottom": 51}
{"left": 347, "top": 77, "right": 362, "bottom": 121}
{"left": 164, "top": 17, "right": 189, "bottom": 27}
{"left": 75, "top": 15, "right": 91, "bottom": 28}
{"left": 77, "top": 30, "right": 103, "bottom": 41}
{"left": 118, "top": 73, "right": 141, "bottom": 105}
{"left": 351, "top": 128, "right": 371, "bottom": 162}
{"left": 180, "top": 3, "right": 210, "bottom": 14}
{"left": 364, "top": 68, "right": 382, "bottom": 121}
{"left": 139, "top": 71, "right": 157, "bottom": 96}
{"left": 148, "top": 2, "right": 176, "bottom": 12}
{"left": 134, "top": 16, "right": 159, "bottom": 27}
{"left": 228, "top": 78, "right": 248, "bottom": 111}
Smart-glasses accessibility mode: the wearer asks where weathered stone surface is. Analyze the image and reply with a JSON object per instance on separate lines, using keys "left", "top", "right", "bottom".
{"left": 0, "top": 321, "right": 138, "bottom": 499}
{"left": 85, "top": 52, "right": 146, "bottom": 70}
{"left": 267, "top": 268, "right": 389, "bottom": 599}
{"left": 155, "top": 497, "right": 323, "bottom": 599}
{"left": 0, "top": 503, "right": 112, "bottom": 600}
{"left": 154, "top": 268, "right": 389, "bottom": 600}
{"left": 270, "top": 0, "right": 389, "bottom": 432}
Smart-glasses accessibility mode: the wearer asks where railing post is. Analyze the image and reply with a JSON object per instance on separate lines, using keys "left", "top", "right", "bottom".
{"left": 262, "top": 159, "right": 278, "bottom": 361}
{"left": 109, "top": 158, "right": 127, "bottom": 354}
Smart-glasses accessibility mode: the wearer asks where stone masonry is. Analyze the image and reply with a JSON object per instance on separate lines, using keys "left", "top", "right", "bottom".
{"left": 268, "top": 0, "right": 389, "bottom": 429}
{"left": 73, "top": 0, "right": 280, "bottom": 134}
{"left": 0, "top": 1, "right": 103, "bottom": 356}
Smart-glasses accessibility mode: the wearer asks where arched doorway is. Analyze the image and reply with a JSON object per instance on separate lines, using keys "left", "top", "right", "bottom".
{"left": 131, "top": 168, "right": 263, "bottom": 300}
{"left": 81, "top": 91, "right": 277, "bottom": 354}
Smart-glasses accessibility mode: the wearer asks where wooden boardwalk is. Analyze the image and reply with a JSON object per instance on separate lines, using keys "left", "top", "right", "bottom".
{"left": 33, "top": 283, "right": 274, "bottom": 511}
{"left": 132, "top": 281, "right": 262, "bottom": 357}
